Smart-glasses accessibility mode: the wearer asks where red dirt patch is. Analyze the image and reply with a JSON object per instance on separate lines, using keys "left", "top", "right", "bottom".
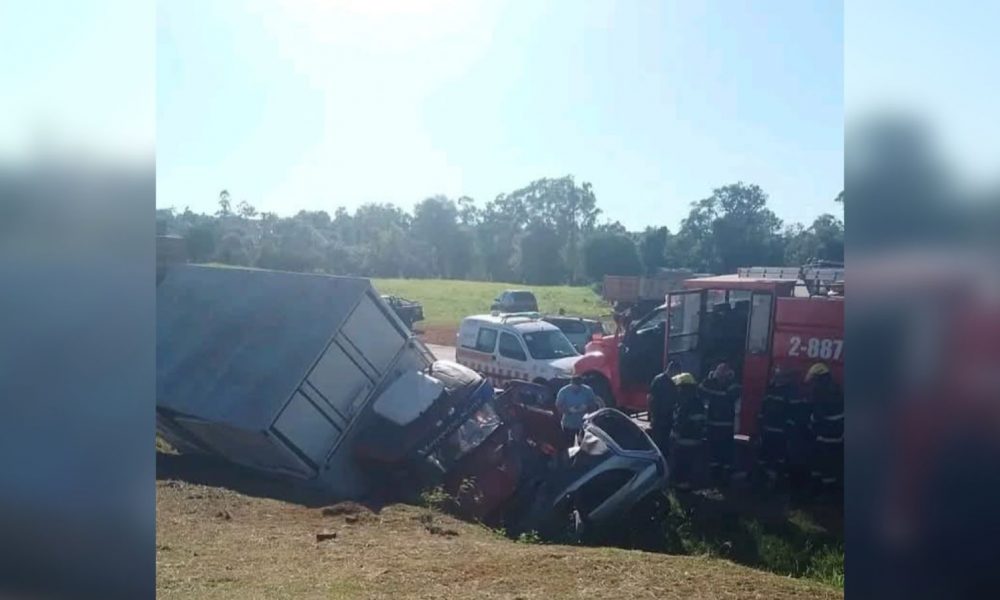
{"left": 417, "top": 325, "right": 457, "bottom": 346}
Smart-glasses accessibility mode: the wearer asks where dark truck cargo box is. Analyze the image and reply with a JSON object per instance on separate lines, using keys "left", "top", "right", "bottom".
{"left": 156, "top": 264, "right": 434, "bottom": 497}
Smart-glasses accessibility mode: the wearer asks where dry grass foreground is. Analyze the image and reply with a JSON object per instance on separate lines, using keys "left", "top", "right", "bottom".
{"left": 157, "top": 467, "right": 841, "bottom": 599}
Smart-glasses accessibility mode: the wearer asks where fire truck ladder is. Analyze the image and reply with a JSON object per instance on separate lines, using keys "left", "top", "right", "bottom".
{"left": 737, "top": 261, "right": 844, "bottom": 297}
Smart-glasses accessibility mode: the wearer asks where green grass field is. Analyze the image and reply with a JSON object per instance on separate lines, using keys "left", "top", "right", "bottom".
{"left": 196, "top": 265, "right": 611, "bottom": 330}
{"left": 372, "top": 278, "right": 611, "bottom": 328}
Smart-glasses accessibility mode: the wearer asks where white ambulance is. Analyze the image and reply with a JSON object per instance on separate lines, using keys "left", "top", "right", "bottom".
{"left": 455, "top": 312, "right": 582, "bottom": 390}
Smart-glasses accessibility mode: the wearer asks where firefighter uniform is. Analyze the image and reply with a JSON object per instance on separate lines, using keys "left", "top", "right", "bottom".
{"left": 785, "top": 383, "right": 814, "bottom": 494}
{"left": 806, "top": 363, "right": 844, "bottom": 494}
{"left": 648, "top": 368, "right": 678, "bottom": 457}
{"left": 757, "top": 371, "right": 794, "bottom": 487}
{"left": 700, "top": 366, "right": 740, "bottom": 485}
{"left": 669, "top": 373, "right": 704, "bottom": 491}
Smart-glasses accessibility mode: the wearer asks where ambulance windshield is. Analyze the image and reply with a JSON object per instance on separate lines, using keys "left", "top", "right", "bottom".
{"left": 523, "top": 330, "right": 579, "bottom": 359}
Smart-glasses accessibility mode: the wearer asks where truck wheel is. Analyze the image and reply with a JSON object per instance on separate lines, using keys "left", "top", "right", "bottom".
{"left": 581, "top": 373, "right": 614, "bottom": 409}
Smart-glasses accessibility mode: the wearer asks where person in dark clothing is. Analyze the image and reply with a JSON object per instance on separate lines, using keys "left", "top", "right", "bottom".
{"left": 648, "top": 361, "right": 681, "bottom": 457}
{"left": 756, "top": 366, "right": 795, "bottom": 489}
{"left": 805, "top": 362, "right": 844, "bottom": 497}
{"left": 669, "top": 372, "right": 705, "bottom": 491}
{"left": 700, "top": 362, "right": 740, "bottom": 486}
{"left": 785, "top": 373, "right": 815, "bottom": 497}
{"left": 614, "top": 304, "right": 632, "bottom": 334}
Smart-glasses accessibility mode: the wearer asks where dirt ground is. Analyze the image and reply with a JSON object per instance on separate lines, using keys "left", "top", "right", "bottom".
{"left": 156, "top": 453, "right": 841, "bottom": 599}
{"left": 416, "top": 324, "right": 457, "bottom": 346}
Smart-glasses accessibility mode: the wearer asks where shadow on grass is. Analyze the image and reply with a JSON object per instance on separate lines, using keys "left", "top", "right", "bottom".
{"left": 658, "top": 487, "right": 845, "bottom": 587}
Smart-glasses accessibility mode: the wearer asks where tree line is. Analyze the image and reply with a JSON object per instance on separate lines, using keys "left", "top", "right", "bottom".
{"left": 156, "top": 176, "right": 844, "bottom": 285}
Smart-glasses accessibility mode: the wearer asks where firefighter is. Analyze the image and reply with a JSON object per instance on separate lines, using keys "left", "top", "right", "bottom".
{"left": 806, "top": 362, "right": 844, "bottom": 496}
{"left": 648, "top": 361, "right": 681, "bottom": 457}
{"left": 756, "top": 366, "right": 795, "bottom": 489}
{"left": 785, "top": 371, "right": 815, "bottom": 497}
{"left": 669, "top": 372, "right": 705, "bottom": 491}
{"left": 700, "top": 363, "right": 740, "bottom": 486}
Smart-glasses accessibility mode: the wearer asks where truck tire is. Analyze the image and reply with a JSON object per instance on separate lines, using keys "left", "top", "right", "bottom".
{"left": 581, "top": 373, "right": 614, "bottom": 409}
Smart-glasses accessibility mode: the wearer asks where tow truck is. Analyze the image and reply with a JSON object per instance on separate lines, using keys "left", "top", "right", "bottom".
{"left": 575, "top": 263, "right": 844, "bottom": 436}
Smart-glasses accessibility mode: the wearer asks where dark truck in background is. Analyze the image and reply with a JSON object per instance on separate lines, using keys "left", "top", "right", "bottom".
{"left": 602, "top": 270, "right": 711, "bottom": 321}
{"left": 380, "top": 295, "right": 424, "bottom": 330}
{"left": 491, "top": 289, "right": 539, "bottom": 313}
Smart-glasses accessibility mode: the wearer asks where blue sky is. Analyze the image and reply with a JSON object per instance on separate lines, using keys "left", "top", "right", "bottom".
{"left": 0, "top": 0, "right": 154, "bottom": 161}
{"left": 157, "top": 1, "right": 843, "bottom": 231}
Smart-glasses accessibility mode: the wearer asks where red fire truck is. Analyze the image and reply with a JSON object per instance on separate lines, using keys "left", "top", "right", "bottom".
{"left": 575, "top": 264, "right": 844, "bottom": 436}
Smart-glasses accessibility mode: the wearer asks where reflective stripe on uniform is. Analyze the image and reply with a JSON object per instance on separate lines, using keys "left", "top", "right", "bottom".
{"left": 764, "top": 426, "right": 785, "bottom": 433}
{"left": 708, "top": 420, "right": 733, "bottom": 428}
{"left": 817, "top": 435, "right": 844, "bottom": 443}
{"left": 824, "top": 413, "right": 844, "bottom": 421}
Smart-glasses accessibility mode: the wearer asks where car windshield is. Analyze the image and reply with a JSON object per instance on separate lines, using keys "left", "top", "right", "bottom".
{"left": 511, "top": 292, "right": 535, "bottom": 302}
{"left": 522, "top": 330, "right": 579, "bottom": 359}
{"left": 431, "top": 401, "right": 502, "bottom": 470}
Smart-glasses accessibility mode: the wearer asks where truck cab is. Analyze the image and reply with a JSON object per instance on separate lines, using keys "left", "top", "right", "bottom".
{"left": 575, "top": 268, "right": 844, "bottom": 436}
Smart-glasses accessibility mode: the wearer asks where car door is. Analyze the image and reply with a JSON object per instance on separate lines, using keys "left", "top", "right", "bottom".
{"left": 473, "top": 327, "right": 500, "bottom": 384}
{"left": 664, "top": 289, "right": 705, "bottom": 378}
{"left": 496, "top": 331, "right": 530, "bottom": 384}
{"left": 620, "top": 308, "right": 668, "bottom": 387}
{"left": 738, "top": 291, "right": 774, "bottom": 436}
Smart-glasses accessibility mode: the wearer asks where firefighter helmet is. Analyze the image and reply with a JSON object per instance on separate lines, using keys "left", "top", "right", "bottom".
{"left": 672, "top": 372, "right": 697, "bottom": 386}
{"left": 805, "top": 362, "right": 830, "bottom": 382}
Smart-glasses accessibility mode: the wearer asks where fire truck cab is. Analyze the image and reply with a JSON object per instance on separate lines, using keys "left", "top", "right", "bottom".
{"left": 575, "top": 265, "right": 844, "bottom": 437}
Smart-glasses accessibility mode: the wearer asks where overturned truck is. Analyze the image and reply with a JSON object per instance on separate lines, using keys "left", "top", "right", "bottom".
{"left": 156, "top": 264, "right": 435, "bottom": 498}
{"left": 156, "top": 262, "right": 667, "bottom": 536}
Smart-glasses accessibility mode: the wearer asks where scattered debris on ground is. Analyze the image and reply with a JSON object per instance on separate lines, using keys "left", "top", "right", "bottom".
{"left": 416, "top": 512, "right": 459, "bottom": 537}
{"left": 315, "top": 531, "right": 337, "bottom": 542}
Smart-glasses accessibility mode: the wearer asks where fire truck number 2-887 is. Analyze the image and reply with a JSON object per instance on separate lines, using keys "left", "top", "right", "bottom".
{"left": 787, "top": 336, "right": 843, "bottom": 361}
